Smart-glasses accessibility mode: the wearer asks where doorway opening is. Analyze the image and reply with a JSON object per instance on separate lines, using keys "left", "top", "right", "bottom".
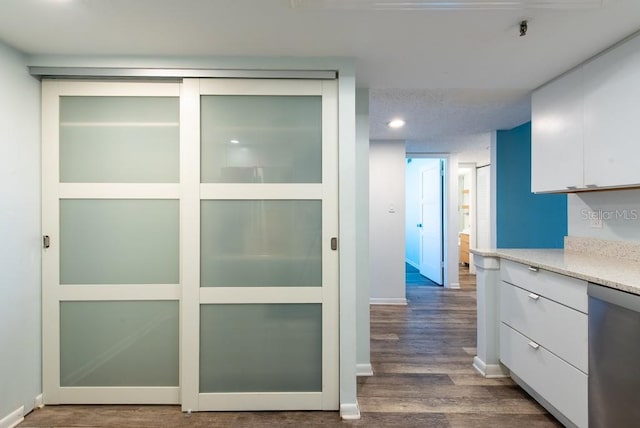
{"left": 405, "top": 157, "right": 445, "bottom": 286}
{"left": 458, "top": 165, "right": 473, "bottom": 271}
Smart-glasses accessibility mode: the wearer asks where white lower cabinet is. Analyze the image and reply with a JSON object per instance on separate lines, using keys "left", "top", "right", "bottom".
{"left": 500, "top": 260, "right": 588, "bottom": 427}
{"left": 500, "top": 282, "right": 588, "bottom": 373}
{"left": 500, "top": 259, "right": 587, "bottom": 313}
{"left": 500, "top": 324, "right": 588, "bottom": 428}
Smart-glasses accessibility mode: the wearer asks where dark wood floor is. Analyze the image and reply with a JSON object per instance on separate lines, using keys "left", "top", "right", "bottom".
{"left": 357, "top": 266, "right": 561, "bottom": 427}
{"left": 20, "top": 267, "right": 561, "bottom": 427}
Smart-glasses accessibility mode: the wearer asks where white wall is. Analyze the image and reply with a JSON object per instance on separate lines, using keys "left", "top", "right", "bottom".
{"left": 405, "top": 158, "right": 440, "bottom": 268}
{"left": 334, "top": 61, "right": 359, "bottom": 419}
{"left": 568, "top": 189, "right": 640, "bottom": 242}
{"left": 369, "top": 140, "right": 406, "bottom": 304}
{"left": 0, "top": 42, "right": 41, "bottom": 421}
{"left": 355, "top": 89, "right": 372, "bottom": 376}
{"left": 489, "top": 131, "right": 498, "bottom": 248}
{"left": 476, "top": 165, "right": 492, "bottom": 250}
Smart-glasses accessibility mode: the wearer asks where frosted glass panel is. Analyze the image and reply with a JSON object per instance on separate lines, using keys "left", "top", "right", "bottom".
{"left": 200, "top": 304, "right": 321, "bottom": 393}
{"left": 201, "top": 200, "right": 321, "bottom": 287}
{"left": 201, "top": 96, "right": 322, "bottom": 183}
{"left": 60, "top": 301, "right": 178, "bottom": 387}
{"left": 60, "top": 199, "right": 179, "bottom": 284}
{"left": 60, "top": 96, "right": 179, "bottom": 183}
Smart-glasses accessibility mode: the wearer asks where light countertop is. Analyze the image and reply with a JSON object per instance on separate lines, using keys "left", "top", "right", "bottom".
{"left": 470, "top": 247, "right": 640, "bottom": 296}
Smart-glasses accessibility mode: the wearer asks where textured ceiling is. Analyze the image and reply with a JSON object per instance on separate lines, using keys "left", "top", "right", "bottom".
{"left": 370, "top": 88, "right": 530, "bottom": 163}
{"left": 406, "top": 133, "right": 494, "bottom": 165}
{"left": 0, "top": 0, "right": 639, "bottom": 158}
{"left": 370, "top": 88, "right": 531, "bottom": 141}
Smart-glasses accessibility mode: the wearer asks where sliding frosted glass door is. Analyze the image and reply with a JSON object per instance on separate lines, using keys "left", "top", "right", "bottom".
{"left": 42, "top": 78, "right": 339, "bottom": 411}
{"left": 181, "top": 79, "right": 339, "bottom": 411}
{"left": 42, "top": 81, "right": 181, "bottom": 404}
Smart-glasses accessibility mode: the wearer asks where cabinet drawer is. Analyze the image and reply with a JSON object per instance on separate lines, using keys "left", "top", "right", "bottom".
{"left": 500, "top": 323, "right": 587, "bottom": 428}
{"left": 500, "top": 282, "right": 588, "bottom": 373}
{"left": 501, "top": 259, "right": 587, "bottom": 313}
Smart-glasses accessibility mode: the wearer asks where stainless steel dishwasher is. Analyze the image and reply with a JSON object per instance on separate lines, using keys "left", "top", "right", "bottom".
{"left": 588, "top": 282, "right": 640, "bottom": 428}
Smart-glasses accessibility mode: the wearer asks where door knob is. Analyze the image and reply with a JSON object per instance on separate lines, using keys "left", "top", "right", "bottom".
{"left": 417, "top": 223, "right": 423, "bottom": 228}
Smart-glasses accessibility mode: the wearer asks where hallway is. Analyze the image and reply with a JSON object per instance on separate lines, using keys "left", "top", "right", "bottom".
{"left": 20, "top": 269, "right": 560, "bottom": 427}
{"left": 356, "top": 267, "right": 561, "bottom": 426}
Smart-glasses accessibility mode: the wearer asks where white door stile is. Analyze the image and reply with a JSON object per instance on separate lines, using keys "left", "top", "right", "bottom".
{"left": 42, "top": 80, "right": 182, "bottom": 405}
{"left": 42, "top": 80, "right": 63, "bottom": 404}
{"left": 179, "top": 78, "right": 201, "bottom": 412}
{"left": 321, "top": 80, "right": 339, "bottom": 410}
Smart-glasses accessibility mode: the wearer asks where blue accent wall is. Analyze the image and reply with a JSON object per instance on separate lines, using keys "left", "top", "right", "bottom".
{"left": 496, "top": 122, "right": 567, "bottom": 248}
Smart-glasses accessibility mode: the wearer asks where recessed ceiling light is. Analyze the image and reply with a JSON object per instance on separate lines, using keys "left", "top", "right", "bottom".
{"left": 230, "top": 139, "right": 240, "bottom": 144}
{"left": 387, "top": 119, "right": 406, "bottom": 129}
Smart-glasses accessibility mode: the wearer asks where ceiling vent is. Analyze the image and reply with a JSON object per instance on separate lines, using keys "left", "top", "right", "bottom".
{"left": 288, "top": 0, "right": 607, "bottom": 10}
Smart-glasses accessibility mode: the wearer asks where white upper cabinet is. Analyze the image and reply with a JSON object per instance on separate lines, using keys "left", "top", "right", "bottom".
{"left": 583, "top": 34, "right": 640, "bottom": 189}
{"left": 531, "top": 33, "right": 640, "bottom": 193}
{"left": 531, "top": 67, "right": 584, "bottom": 193}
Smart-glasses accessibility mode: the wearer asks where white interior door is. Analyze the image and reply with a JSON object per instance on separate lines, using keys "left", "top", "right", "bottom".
{"left": 419, "top": 161, "right": 443, "bottom": 285}
{"left": 180, "top": 79, "right": 339, "bottom": 411}
{"left": 42, "top": 81, "right": 182, "bottom": 404}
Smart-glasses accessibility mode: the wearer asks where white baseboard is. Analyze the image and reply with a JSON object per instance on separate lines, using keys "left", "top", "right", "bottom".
{"left": 34, "top": 394, "right": 44, "bottom": 409}
{"left": 370, "top": 297, "right": 408, "bottom": 305}
{"left": 0, "top": 406, "right": 24, "bottom": 428}
{"left": 446, "top": 282, "right": 461, "bottom": 289}
{"left": 356, "top": 363, "right": 374, "bottom": 377}
{"left": 472, "top": 356, "right": 510, "bottom": 378}
{"left": 340, "top": 402, "right": 361, "bottom": 420}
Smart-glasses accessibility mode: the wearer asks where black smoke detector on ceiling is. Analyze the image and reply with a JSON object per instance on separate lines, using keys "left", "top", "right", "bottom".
{"left": 520, "top": 20, "right": 528, "bottom": 37}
